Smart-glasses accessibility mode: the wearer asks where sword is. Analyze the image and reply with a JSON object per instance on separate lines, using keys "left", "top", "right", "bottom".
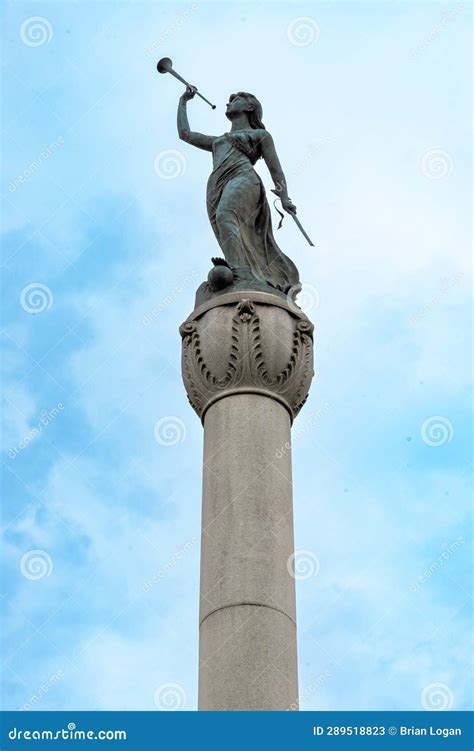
{"left": 289, "top": 213, "right": 315, "bottom": 247}
{"left": 271, "top": 191, "right": 315, "bottom": 247}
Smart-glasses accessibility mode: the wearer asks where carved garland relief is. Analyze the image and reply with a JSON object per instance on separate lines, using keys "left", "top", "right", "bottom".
{"left": 180, "top": 299, "right": 314, "bottom": 421}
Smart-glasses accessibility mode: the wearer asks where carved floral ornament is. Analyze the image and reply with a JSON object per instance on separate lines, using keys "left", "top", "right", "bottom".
{"left": 180, "top": 298, "right": 314, "bottom": 422}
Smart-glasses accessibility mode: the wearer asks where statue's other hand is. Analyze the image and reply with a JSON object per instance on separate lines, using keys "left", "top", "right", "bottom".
{"left": 281, "top": 197, "right": 297, "bottom": 215}
{"left": 181, "top": 85, "right": 197, "bottom": 102}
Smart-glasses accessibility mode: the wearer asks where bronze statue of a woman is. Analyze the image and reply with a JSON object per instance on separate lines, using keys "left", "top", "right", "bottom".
{"left": 177, "top": 86, "right": 300, "bottom": 295}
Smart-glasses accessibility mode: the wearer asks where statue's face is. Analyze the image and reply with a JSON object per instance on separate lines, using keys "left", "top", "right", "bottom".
{"left": 225, "top": 93, "right": 253, "bottom": 119}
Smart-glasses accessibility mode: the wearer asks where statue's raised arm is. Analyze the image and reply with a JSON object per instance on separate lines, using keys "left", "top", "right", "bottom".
{"left": 177, "top": 85, "right": 216, "bottom": 152}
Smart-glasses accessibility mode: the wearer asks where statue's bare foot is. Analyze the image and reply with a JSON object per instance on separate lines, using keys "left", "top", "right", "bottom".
{"left": 211, "top": 257, "right": 231, "bottom": 268}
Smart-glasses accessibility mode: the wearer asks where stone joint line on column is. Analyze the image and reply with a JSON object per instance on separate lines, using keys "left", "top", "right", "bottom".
{"left": 202, "top": 388, "right": 293, "bottom": 424}
{"left": 199, "top": 601, "right": 297, "bottom": 628}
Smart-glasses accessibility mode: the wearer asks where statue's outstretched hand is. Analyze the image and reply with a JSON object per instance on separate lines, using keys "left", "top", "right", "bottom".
{"left": 180, "top": 85, "right": 197, "bottom": 103}
{"left": 281, "top": 197, "right": 297, "bottom": 215}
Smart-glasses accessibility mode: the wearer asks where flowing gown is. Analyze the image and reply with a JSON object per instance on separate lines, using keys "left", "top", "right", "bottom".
{"left": 206, "top": 129, "right": 300, "bottom": 292}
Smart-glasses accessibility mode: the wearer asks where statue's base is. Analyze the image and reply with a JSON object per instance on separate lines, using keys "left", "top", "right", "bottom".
{"left": 194, "top": 263, "right": 298, "bottom": 308}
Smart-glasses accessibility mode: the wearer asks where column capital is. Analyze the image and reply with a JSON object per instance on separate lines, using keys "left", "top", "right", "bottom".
{"left": 180, "top": 291, "right": 314, "bottom": 423}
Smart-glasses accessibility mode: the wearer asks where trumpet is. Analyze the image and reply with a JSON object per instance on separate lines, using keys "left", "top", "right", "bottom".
{"left": 157, "top": 57, "right": 216, "bottom": 110}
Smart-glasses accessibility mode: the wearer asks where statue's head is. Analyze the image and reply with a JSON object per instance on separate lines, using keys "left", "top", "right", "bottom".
{"left": 225, "top": 92, "right": 265, "bottom": 129}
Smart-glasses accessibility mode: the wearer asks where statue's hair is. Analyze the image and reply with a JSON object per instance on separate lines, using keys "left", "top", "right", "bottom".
{"left": 230, "top": 92, "right": 265, "bottom": 129}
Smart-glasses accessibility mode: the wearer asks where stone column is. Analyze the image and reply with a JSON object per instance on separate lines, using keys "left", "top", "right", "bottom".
{"left": 180, "top": 290, "right": 314, "bottom": 710}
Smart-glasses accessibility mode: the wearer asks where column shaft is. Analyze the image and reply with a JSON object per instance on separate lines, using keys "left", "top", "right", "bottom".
{"left": 180, "top": 291, "right": 314, "bottom": 711}
{"left": 198, "top": 393, "right": 298, "bottom": 710}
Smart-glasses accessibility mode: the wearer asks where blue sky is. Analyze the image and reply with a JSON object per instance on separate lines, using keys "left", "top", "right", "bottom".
{"left": 1, "top": 0, "right": 471, "bottom": 712}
